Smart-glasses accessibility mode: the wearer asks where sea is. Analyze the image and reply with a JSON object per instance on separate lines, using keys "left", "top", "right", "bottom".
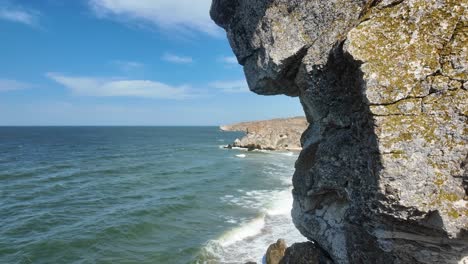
{"left": 0, "top": 127, "right": 306, "bottom": 264}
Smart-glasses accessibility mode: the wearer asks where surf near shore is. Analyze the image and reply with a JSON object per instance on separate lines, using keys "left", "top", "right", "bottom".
{"left": 195, "top": 150, "right": 306, "bottom": 264}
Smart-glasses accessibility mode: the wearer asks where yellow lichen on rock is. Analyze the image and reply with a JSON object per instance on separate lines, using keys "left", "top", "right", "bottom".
{"left": 346, "top": 0, "right": 467, "bottom": 237}
{"left": 345, "top": 0, "right": 465, "bottom": 104}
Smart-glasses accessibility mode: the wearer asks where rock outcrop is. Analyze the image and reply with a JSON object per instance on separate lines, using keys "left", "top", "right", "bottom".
{"left": 279, "top": 242, "right": 334, "bottom": 264}
{"left": 211, "top": 0, "right": 468, "bottom": 263}
{"left": 220, "top": 117, "right": 307, "bottom": 151}
{"left": 266, "top": 239, "right": 288, "bottom": 264}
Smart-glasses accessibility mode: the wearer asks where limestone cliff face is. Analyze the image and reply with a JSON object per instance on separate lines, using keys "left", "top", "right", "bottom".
{"left": 220, "top": 117, "right": 308, "bottom": 151}
{"left": 211, "top": 1, "right": 468, "bottom": 263}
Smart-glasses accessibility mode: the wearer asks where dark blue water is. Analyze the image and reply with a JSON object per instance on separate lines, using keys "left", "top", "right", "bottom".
{"left": 0, "top": 127, "right": 304, "bottom": 264}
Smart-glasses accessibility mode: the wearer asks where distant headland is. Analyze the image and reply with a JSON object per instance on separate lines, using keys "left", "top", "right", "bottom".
{"left": 220, "top": 117, "right": 308, "bottom": 151}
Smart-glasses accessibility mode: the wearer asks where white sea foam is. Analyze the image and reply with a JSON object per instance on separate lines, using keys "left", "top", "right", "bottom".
{"left": 218, "top": 215, "right": 266, "bottom": 247}
{"left": 203, "top": 187, "right": 305, "bottom": 264}
{"left": 252, "top": 149, "right": 299, "bottom": 157}
{"left": 231, "top": 147, "right": 249, "bottom": 151}
{"left": 200, "top": 213, "right": 306, "bottom": 264}
{"left": 226, "top": 218, "right": 238, "bottom": 224}
{"left": 197, "top": 150, "right": 304, "bottom": 264}
{"left": 265, "top": 189, "right": 293, "bottom": 216}
{"left": 235, "top": 154, "right": 246, "bottom": 158}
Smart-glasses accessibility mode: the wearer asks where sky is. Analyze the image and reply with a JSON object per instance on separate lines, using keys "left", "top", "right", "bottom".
{"left": 0, "top": 0, "right": 304, "bottom": 126}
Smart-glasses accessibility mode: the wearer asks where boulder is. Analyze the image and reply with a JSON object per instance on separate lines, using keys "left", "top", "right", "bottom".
{"left": 266, "top": 239, "right": 287, "bottom": 264}
{"left": 280, "top": 242, "right": 334, "bottom": 264}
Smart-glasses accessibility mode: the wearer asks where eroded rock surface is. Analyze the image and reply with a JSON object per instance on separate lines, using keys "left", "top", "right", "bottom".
{"left": 220, "top": 117, "right": 307, "bottom": 151}
{"left": 211, "top": 0, "right": 468, "bottom": 263}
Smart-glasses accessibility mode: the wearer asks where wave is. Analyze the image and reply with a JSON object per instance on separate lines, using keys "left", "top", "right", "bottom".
{"left": 193, "top": 149, "right": 305, "bottom": 264}
{"left": 197, "top": 214, "right": 305, "bottom": 264}
{"left": 197, "top": 186, "right": 305, "bottom": 264}
{"left": 218, "top": 215, "right": 266, "bottom": 247}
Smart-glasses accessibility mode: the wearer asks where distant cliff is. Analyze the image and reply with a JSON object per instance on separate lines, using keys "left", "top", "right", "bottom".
{"left": 211, "top": 0, "right": 468, "bottom": 263}
{"left": 220, "top": 117, "right": 307, "bottom": 151}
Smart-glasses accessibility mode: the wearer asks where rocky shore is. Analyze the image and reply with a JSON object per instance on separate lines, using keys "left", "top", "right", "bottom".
{"left": 244, "top": 239, "right": 333, "bottom": 264}
{"left": 211, "top": 0, "right": 468, "bottom": 263}
{"left": 220, "top": 117, "right": 308, "bottom": 151}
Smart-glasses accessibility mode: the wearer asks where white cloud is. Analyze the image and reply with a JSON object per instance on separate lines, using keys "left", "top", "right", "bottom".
{"left": 218, "top": 56, "right": 238, "bottom": 65}
{"left": 0, "top": 79, "right": 30, "bottom": 91}
{"left": 162, "top": 53, "right": 193, "bottom": 64}
{"left": 89, "top": 0, "right": 222, "bottom": 37}
{"left": 0, "top": 4, "right": 39, "bottom": 27}
{"left": 47, "top": 72, "right": 189, "bottom": 99}
{"left": 209, "top": 79, "right": 250, "bottom": 93}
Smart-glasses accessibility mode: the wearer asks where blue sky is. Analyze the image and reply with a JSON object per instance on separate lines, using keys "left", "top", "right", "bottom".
{"left": 0, "top": 0, "right": 303, "bottom": 126}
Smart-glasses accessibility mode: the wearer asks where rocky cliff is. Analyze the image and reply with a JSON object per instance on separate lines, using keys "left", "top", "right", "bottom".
{"left": 220, "top": 117, "right": 308, "bottom": 151}
{"left": 211, "top": 0, "right": 468, "bottom": 263}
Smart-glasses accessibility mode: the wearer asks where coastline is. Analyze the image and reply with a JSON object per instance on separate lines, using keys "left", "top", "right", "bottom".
{"left": 222, "top": 145, "right": 302, "bottom": 153}
{"left": 220, "top": 117, "right": 308, "bottom": 152}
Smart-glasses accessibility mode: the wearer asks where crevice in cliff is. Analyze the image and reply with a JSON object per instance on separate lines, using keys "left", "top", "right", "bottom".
{"left": 358, "top": 0, "right": 381, "bottom": 20}
{"left": 368, "top": 96, "right": 425, "bottom": 106}
{"left": 379, "top": 0, "right": 405, "bottom": 9}
{"left": 367, "top": 66, "right": 465, "bottom": 111}
{"left": 358, "top": 0, "right": 406, "bottom": 25}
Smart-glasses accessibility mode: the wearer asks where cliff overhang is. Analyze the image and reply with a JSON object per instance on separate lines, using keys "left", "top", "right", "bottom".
{"left": 211, "top": 0, "right": 468, "bottom": 263}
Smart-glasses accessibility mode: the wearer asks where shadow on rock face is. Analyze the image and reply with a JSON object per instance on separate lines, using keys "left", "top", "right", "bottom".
{"left": 291, "top": 41, "right": 393, "bottom": 263}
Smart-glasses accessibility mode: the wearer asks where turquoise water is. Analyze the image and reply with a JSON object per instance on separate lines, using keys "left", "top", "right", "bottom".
{"left": 0, "top": 127, "right": 305, "bottom": 264}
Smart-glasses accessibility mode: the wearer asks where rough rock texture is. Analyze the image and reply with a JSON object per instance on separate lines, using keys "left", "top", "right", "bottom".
{"left": 220, "top": 117, "right": 308, "bottom": 150}
{"left": 211, "top": 0, "right": 468, "bottom": 263}
{"left": 279, "top": 242, "right": 334, "bottom": 264}
{"left": 266, "top": 239, "right": 288, "bottom": 264}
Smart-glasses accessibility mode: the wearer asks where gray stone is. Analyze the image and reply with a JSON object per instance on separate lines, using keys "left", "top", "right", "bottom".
{"left": 279, "top": 242, "right": 334, "bottom": 264}
{"left": 211, "top": 0, "right": 468, "bottom": 263}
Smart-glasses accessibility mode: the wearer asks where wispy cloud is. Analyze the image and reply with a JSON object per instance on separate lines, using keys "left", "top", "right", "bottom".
{"left": 47, "top": 72, "right": 189, "bottom": 99}
{"left": 88, "top": 0, "right": 222, "bottom": 37}
{"left": 209, "top": 80, "right": 250, "bottom": 93}
{"left": 218, "top": 56, "right": 238, "bottom": 65}
{"left": 110, "top": 60, "right": 144, "bottom": 72}
{"left": 0, "top": 79, "right": 31, "bottom": 92}
{"left": 162, "top": 53, "right": 193, "bottom": 64}
{"left": 0, "top": 3, "right": 40, "bottom": 27}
